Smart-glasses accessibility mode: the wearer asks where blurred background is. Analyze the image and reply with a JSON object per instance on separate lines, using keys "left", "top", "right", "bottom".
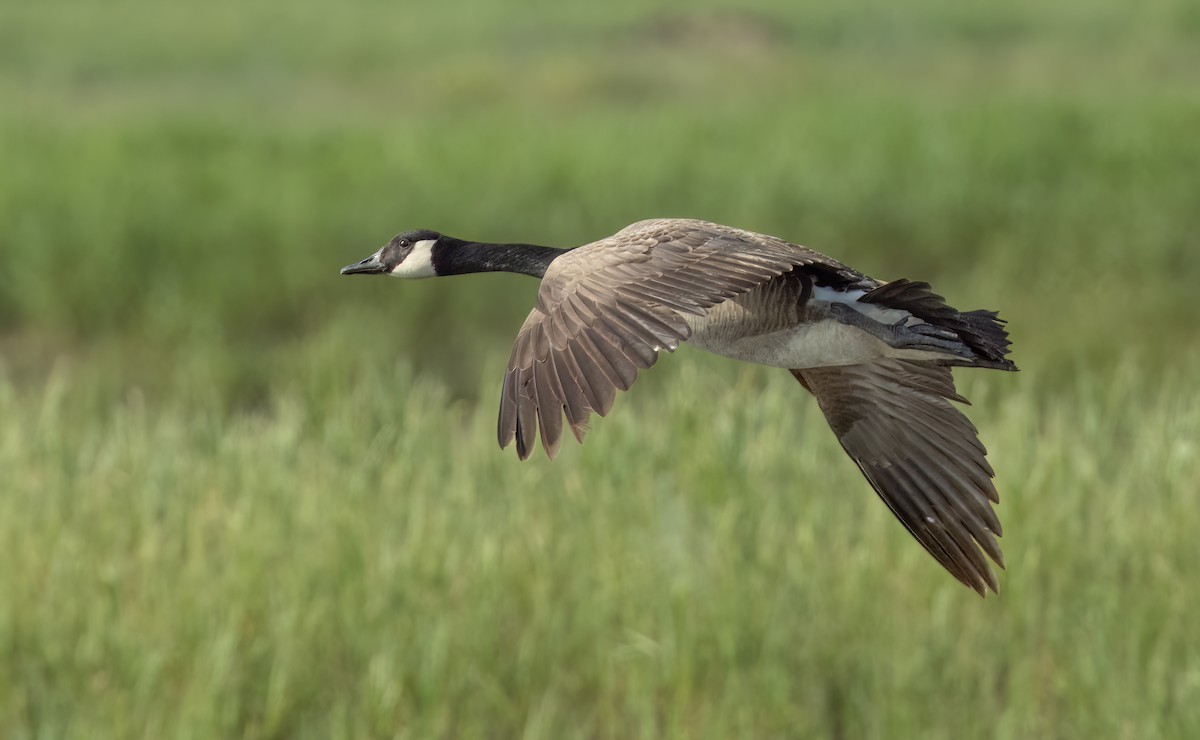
{"left": 1, "top": 0, "right": 1198, "bottom": 737}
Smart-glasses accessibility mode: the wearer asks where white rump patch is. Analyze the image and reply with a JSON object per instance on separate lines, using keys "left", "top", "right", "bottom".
{"left": 388, "top": 239, "right": 438, "bottom": 279}
{"left": 812, "top": 285, "right": 915, "bottom": 325}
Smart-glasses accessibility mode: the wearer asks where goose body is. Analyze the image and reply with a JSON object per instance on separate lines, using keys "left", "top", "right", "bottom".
{"left": 684, "top": 280, "right": 953, "bottom": 368}
{"left": 342, "top": 218, "right": 1017, "bottom": 595}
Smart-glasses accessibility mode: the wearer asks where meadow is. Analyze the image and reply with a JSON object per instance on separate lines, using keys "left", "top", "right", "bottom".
{"left": 1, "top": 0, "right": 1199, "bottom": 737}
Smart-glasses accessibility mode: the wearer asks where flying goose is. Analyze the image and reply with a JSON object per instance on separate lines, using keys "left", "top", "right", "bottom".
{"left": 342, "top": 219, "right": 1017, "bottom": 595}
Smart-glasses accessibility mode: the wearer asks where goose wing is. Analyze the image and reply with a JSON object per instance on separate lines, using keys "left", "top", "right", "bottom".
{"left": 792, "top": 359, "right": 1005, "bottom": 595}
{"left": 498, "top": 219, "right": 861, "bottom": 459}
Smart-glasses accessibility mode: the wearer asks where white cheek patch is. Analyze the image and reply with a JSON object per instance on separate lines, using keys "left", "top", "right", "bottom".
{"left": 388, "top": 239, "right": 438, "bottom": 279}
{"left": 812, "top": 285, "right": 916, "bottom": 325}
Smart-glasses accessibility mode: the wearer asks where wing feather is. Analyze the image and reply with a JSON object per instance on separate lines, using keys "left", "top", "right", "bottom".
{"left": 793, "top": 359, "right": 1005, "bottom": 595}
{"left": 500, "top": 219, "right": 856, "bottom": 458}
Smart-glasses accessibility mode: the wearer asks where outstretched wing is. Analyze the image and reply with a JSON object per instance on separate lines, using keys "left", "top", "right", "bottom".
{"left": 498, "top": 219, "right": 861, "bottom": 459}
{"left": 792, "top": 359, "right": 1005, "bottom": 595}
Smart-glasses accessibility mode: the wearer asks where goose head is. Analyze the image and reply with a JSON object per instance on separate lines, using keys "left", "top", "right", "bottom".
{"left": 340, "top": 229, "right": 443, "bottom": 279}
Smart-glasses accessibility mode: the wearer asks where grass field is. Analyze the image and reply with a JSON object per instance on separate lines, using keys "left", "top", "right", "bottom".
{"left": 2, "top": 0, "right": 1199, "bottom": 737}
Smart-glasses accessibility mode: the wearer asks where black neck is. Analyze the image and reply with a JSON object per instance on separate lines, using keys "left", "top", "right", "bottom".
{"left": 432, "top": 238, "right": 566, "bottom": 279}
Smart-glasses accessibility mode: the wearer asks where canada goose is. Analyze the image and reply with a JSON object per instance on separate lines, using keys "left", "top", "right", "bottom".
{"left": 342, "top": 219, "right": 1017, "bottom": 595}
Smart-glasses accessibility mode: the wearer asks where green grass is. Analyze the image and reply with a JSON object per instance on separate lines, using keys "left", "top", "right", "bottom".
{"left": 2, "top": 0, "right": 1199, "bottom": 737}
{"left": 3, "top": 363, "right": 1198, "bottom": 738}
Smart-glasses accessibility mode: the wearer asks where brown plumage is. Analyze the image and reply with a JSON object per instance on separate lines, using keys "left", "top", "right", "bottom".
{"left": 343, "top": 218, "right": 1018, "bottom": 594}
{"left": 793, "top": 361, "right": 1005, "bottom": 595}
{"left": 497, "top": 220, "right": 869, "bottom": 456}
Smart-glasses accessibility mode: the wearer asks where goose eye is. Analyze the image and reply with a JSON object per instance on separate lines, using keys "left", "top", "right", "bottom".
{"left": 398, "top": 239, "right": 410, "bottom": 248}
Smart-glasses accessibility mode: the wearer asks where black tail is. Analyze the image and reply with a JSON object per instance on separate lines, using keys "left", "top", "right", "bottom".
{"left": 861, "top": 279, "right": 1018, "bottom": 371}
